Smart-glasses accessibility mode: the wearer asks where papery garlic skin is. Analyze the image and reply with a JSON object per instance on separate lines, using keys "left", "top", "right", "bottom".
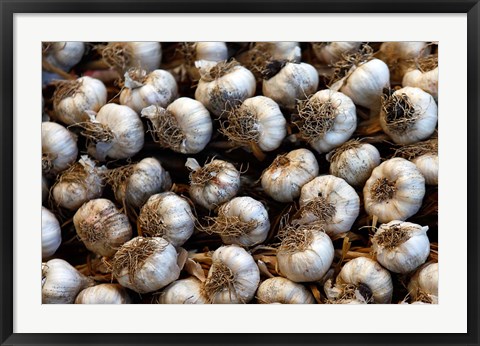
{"left": 256, "top": 277, "right": 315, "bottom": 304}
{"left": 158, "top": 277, "right": 207, "bottom": 304}
{"left": 138, "top": 192, "right": 194, "bottom": 247}
{"left": 408, "top": 262, "right": 438, "bottom": 303}
{"left": 296, "top": 90, "right": 357, "bottom": 154}
{"left": 363, "top": 158, "right": 425, "bottom": 223}
{"left": 262, "top": 62, "right": 319, "bottom": 110}
{"left": 52, "top": 156, "right": 105, "bottom": 211}
{"left": 261, "top": 149, "right": 319, "bottom": 202}
{"left": 112, "top": 157, "right": 172, "bottom": 209}
{"left": 412, "top": 153, "right": 438, "bottom": 185}
{"left": 186, "top": 158, "right": 240, "bottom": 210}
{"left": 73, "top": 198, "right": 132, "bottom": 257}
{"left": 313, "top": 42, "right": 361, "bottom": 65}
{"left": 204, "top": 245, "right": 260, "bottom": 303}
{"left": 103, "top": 42, "right": 162, "bottom": 73}
{"left": 54, "top": 76, "right": 107, "bottom": 125}
{"left": 113, "top": 237, "right": 181, "bottom": 294}
{"left": 402, "top": 68, "right": 438, "bottom": 100}
{"left": 42, "top": 259, "right": 94, "bottom": 304}
{"left": 380, "top": 87, "right": 438, "bottom": 145}
{"left": 87, "top": 104, "right": 144, "bottom": 161}
{"left": 75, "top": 284, "right": 131, "bottom": 304}
{"left": 142, "top": 98, "right": 212, "bottom": 154}
{"left": 378, "top": 42, "right": 429, "bottom": 83}
{"left": 42, "top": 122, "right": 78, "bottom": 176}
{"left": 372, "top": 221, "right": 430, "bottom": 274}
{"left": 299, "top": 175, "right": 360, "bottom": 236}
{"left": 44, "top": 42, "right": 85, "bottom": 71}
{"left": 328, "top": 141, "right": 381, "bottom": 187}
{"left": 277, "top": 227, "right": 334, "bottom": 282}
{"left": 195, "top": 60, "right": 256, "bottom": 117}
{"left": 42, "top": 207, "right": 62, "bottom": 259}
{"left": 120, "top": 69, "right": 178, "bottom": 113}
{"left": 337, "top": 257, "right": 393, "bottom": 304}
{"left": 195, "top": 42, "right": 229, "bottom": 61}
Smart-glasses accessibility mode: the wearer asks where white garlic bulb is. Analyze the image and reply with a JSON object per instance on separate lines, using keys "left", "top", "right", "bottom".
{"left": 256, "top": 277, "right": 315, "bottom": 304}
{"left": 372, "top": 221, "right": 430, "bottom": 274}
{"left": 331, "top": 257, "right": 393, "bottom": 304}
{"left": 294, "top": 89, "right": 357, "bottom": 154}
{"left": 220, "top": 96, "right": 287, "bottom": 158}
{"left": 113, "top": 237, "right": 181, "bottom": 294}
{"left": 137, "top": 192, "right": 194, "bottom": 246}
{"left": 158, "top": 277, "right": 207, "bottom": 304}
{"left": 195, "top": 60, "right": 256, "bottom": 117}
{"left": 52, "top": 155, "right": 105, "bottom": 211}
{"left": 378, "top": 42, "right": 429, "bottom": 83}
{"left": 262, "top": 62, "right": 319, "bottom": 110}
{"left": 203, "top": 196, "right": 270, "bottom": 247}
{"left": 327, "top": 140, "right": 381, "bottom": 187}
{"left": 408, "top": 262, "right": 438, "bottom": 303}
{"left": 403, "top": 66, "right": 438, "bottom": 100}
{"left": 395, "top": 138, "right": 438, "bottom": 185}
{"left": 41, "top": 207, "right": 62, "bottom": 259}
{"left": 53, "top": 76, "right": 107, "bottom": 125}
{"left": 120, "top": 69, "right": 178, "bottom": 113}
{"left": 142, "top": 98, "right": 212, "bottom": 154}
{"left": 363, "top": 158, "right": 425, "bottom": 223}
{"left": 102, "top": 42, "right": 162, "bottom": 73}
{"left": 108, "top": 157, "right": 172, "bottom": 209}
{"left": 42, "top": 122, "right": 78, "bottom": 176}
{"left": 261, "top": 148, "right": 319, "bottom": 203}
{"left": 181, "top": 42, "right": 229, "bottom": 80}
{"left": 42, "top": 258, "right": 94, "bottom": 304}
{"left": 42, "top": 175, "right": 49, "bottom": 204}
{"left": 43, "top": 42, "right": 85, "bottom": 71}
{"left": 84, "top": 103, "right": 144, "bottom": 161}
{"left": 75, "top": 284, "right": 131, "bottom": 304}
{"left": 186, "top": 157, "right": 240, "bottom": 210}
{"left": 277, "top": 223, "right": 334, "bottom": 282}
{"left": 204, "top": 245, "right": 260, "bottom": 303}
{"left": 312, "top": 42, "right": 361, "bottom": 65}
{"left": 299, "top": 175, "right": 360, "bottom": 236}
{"left": 380, "top": 87, "right": 437, "bottom": 145}
{"left": 73, "top": 198, "right": 132, "bottom": 257}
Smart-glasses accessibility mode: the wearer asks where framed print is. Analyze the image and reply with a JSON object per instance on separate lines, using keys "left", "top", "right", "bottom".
{"left": 1, "top": 1, "right": 479, "bottom": 345}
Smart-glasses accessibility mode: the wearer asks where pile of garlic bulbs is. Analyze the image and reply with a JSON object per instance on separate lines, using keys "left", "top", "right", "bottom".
{"left": 41, "top": 41, "right": 438, "bottom": 304}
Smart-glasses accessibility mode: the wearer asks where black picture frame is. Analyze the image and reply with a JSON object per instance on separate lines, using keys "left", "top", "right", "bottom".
{"left": 1, "top": 1, "right": 478, "bottom": 345}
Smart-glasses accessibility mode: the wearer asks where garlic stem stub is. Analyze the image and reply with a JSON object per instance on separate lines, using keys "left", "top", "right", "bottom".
{"left": 158, "top": 277, "right": 207, "bottom": 304}
{"left": 408, "top": 262, "right": 438, "bottom": 303}
{"left": 42, "top": 122, "right": 78, "bottom": 176}
{"left": 101, "top": 42, "right": 162, "bottom": 73}
{"left": 41, "top": 207, "right": 62, "bottom": 259}
{"left": 186, "top": 157, "right": 240, "bottom": 210}
{"left": 75, "top": 284, "right": 131, "bottom": 304}
{"left": 256, "top": 277, "right": 315, "bottom": 304}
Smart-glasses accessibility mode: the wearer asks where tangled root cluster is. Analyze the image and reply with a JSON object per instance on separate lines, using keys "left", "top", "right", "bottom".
{"left": 177, "top": 42, "right": 197, "bottom": 67}
{"left": 371, "top": 177, "right": 397, "bottom": 202}
{"left": 277, "top": 222, "right": 324, "bottom": 254}
{"left": 327, "top": 139, "right": 362, "bottom": 163}
{"left": 137, "top": 200, "right": 167, "bottom": 238}
{"left": 199, "top": 60, "right": 240, "bottom": 82}
{"left": 329, "top": 44, "right": 374, "bottom": 84}
{"left": 203, "top": 260, "right": 237, "bottom": 303}
{"left": 220, "top": 105, "right": 260, "bottom": 146}
{"left": 100, "top": 42, "right": 133, "bottom": 72}
{"left": 294, "top": 97, "right": 339, "bottom": 142}
{"left": 374, "top": 223, "right": 412, "bottom": 250}
{"left": 145, "top": 106, "right": 185, "bottom": 150}
{"left": 382, "top": 90, "right": 420, "bottom": 134}
{"left": 394, "top": 138, "right": 438, "bottom": 160}
{"left": 202, "top": 206, "right": 258, "bottom": 237}
{"left": 73, "top": 121, "right": 114, "bottom": 143}
{"left": 298, "top": 196, "right": 337, "bottom": 224}
{"left": 52, "top": 79, "right": 84, "bottom": 107}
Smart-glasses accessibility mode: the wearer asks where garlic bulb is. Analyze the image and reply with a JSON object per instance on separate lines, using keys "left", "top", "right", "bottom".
{"left": 378, "top": 42, "right": 429, "bottom": 83}
{"left": 158, "top": 277, "right": 207, "bottom": 304}
{"left": 298, "top": 175, "right": 360, "bottom": 236}
{"left": 312, "top": 42, "right": 361, "bottom": 65}
{"left": 327, "top": 257, "right": 393, "bottom": 304}
{"left": 261, "top": 148, "right": 319, "bottom": 203}
{"left": 112, "top": 237, "right": 181, "bottom": 294}
{"left": 42, "top": 258, "right": 94, "bottom": 304}
{"left": 41, "top": 207, "right": 62, "bottom": 259}
{"left": 402, "top": 66, "right": 438, "bottom": 100}
{"left": 219, "top": 96, "right": 287, "bottom": 158}
{"left": 195, "top": 60, "right": 256, "bottom": 117}
{"left": 186, "top": 157, "right": 240, "bottom": 210}
{"left": 408, "top": 262, "right": 438, "bottom": 303}
{"left": 294, "top": 89, "right": 357, "bottom": 154}
{"left": 256, "top": 277, "right": 315, "bottom": 304}
{"left": 277, "top": 223, "right": 334, "bottom": 282}
{"left": 203, "top": 196, "right": 270, "bottom": 247}
{"left": 180, "top": 42, "right": 229, "bottom": 80}
{"left": 42, "top": 122, "right": 78, "bottom": 176}
{"left": 137, "top": 192, "right": 194, "bottom": 246}
{"left": 42, "top": 175, "right": 49, "bottom": 204}
{"left": 107, "top": 157, "right": 172, "bottom": 209}
{"left": 119, "top": 69, "right": 178, "bottom": 113}
{"left": 53, "top": 76, "right": 107, "bottom": 125}
{"left": 75, "top": 284, "right": 131, "bottom": 304}
{"left": 372, "top": 221, "right": 430, "bottom": 273}
{"left": 364, "top": 158, "right": 425, "bottom": 223}
{"left": 52, "top": 155, "right": 105, "bottom": 211}
{"left": 101, "top": 42, "right": 162, "bottom": 73}
{"left": 327, "top": 140, "right": 381, "bottom": 187}
{"left": 262, "top": 62, "right": 319, "bottom": 110}
{"left": 142, "top": 98, "right": 212, "bottom": 154}
{"left": 204, "top": 245, "right": 260, "bottom": 303}
{"left": 394, "top": 138, "right": 438, "bottom": 185}
{"left": 83, "top": 103, "right": 144, "bottom": 161}
{"left": 43, "top": 42, "right": 85, "bottom": 71}
{"left": 380, "top": 87, "right": 437, "bottom": 145}
{"left": 73, "top": 198, "right": 132, "bottom": 257}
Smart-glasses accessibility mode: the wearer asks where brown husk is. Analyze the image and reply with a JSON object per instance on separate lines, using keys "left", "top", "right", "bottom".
{"left": 42, "top": 152, "right": 58, "bottom": 174}
{"left": 145, "top": 107, "right": 185, "bottom": 150}
{"left": 177, "top": 42, "right": 197, "bottom": 67}
{"left": 382, "top": 90, "right": 420, "bottom": 134}
{"left": 294, "top": 97, "right": 339, "bottom": 142}
{"left": 370, "top": 177, "right": 396, "bottom": 202}
{"left": 219, "top": 105, "right": 260, "bottom": 146}
{"left": 100, "top": 42, "right": 134, "bottom": 73}
{"left": 393, "top": 138, "right": 438, "bottom": 160}
{"left": 52, "top": 79, "right": 84, "bottom": 107}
